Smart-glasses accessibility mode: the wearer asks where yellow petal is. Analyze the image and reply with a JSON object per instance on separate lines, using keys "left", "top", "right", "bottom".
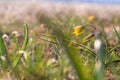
{"left": 73, "top": 26, "right": 84, "bottom": 36}
{"left": 88, "top": 16, "right": 95, "bottom": 22}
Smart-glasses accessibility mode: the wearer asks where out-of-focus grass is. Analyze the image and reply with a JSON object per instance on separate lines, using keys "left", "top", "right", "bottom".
{"left": 0, "top": 11, "right": 120, "bottom": 80}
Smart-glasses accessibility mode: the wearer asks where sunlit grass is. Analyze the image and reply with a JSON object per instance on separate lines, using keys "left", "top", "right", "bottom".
{"left": 0, "top": 14, "right": 120, "bottom": 80}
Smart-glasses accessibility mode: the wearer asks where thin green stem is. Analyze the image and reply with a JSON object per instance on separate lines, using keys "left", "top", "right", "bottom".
{"left": 113, "top": 26, "right": 120, "bottom": 42}
{"left": 108, "top": 44, "right": 120, "bottom": 53}
{"left": 38, "top": 36, "right": 96, "bottom": 58}
{"left": 22, "top": 24, "right": 29, "bottom": 50}
{"left": 13, "top": 24, "right": 29, "bottom": 67}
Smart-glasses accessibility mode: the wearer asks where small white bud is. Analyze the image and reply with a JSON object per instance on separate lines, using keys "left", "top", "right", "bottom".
{"left": 94, "top": 39, "right": 102, "bottom": 50}
{"left": 19, "top": 50, "right": 26, "bottom": 54}
{"left": 52, "top": 58, "right": 57, "bottom": 64}
{"left": 68, "top": 74, "right": 75, "bottom": 80}
{"left": 19, "top": 50, "right": 31, "bottom": 59}
{"left": 29, "top": 37, "right": 34, "bottom": 43}
{"left": 0, "top": 56, "right": 6, "bottom": 61}
{"left": 24, "top": 52, "right": 31, "bottom": 60}
{"left": 12, "top": 31, "right": 20, "bottom": 37}
{"left": 2, "top": 34, "right": 9, "bottom": 41}
{"left": 47, "top": 58, "right": 58, "bottom": 66}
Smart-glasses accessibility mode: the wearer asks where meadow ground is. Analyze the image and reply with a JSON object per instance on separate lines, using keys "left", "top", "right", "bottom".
{"left": 0, "top": 2, "right": 120, "bottom": 80}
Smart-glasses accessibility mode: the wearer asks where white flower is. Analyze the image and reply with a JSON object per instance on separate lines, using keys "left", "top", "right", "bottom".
{"left": 2, "top": 34, "right": 9, "bottom": 41}
{"left": 19, "top": 50, "right": 27, "bottom": 54}
{"left": 29, "top": 37, "right": 34, "bottom": 43}
{"left": 0, "top": 56, "right": 6, "bottom": 61}
{"left": 19, "top": 50, "right": 31, "bottom": 59}
{"left": 94, "top": 39, "right": 102, "bottom": 50}
{"left": 68, "top": 73, "right": 75, "bottom": 80}
{"left": 52, "top": 58, "right": 57, "bottom": 64}
{"left": 47, "top": 58, "right": 58, "bottom": 66}
{"left": 12, "top": 31, "right": 20, "bottom": 37}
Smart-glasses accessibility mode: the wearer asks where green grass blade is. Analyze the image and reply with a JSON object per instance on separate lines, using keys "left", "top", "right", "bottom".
{"left": 0, "top": 33, "right": 8, "bottom": 70}
{"left": 13, "top": 24, "right": 29, "bottom": 67}
{"left": 50, "top": 24, "right": 91, "bottom": 80}
{"left": 13, "top": 34, "right": 19, "bottom": 50}
{"left": 94, "top": 34, "right": 106, "bottom": 80}
{"left": 22, "top": 24, "right": 29, "bottom": 50}
{"left": 108, "top": 44, "right": 120, "bottom": 53}
{"left": 113, "top": 26, "right": 120, "bottom": 42}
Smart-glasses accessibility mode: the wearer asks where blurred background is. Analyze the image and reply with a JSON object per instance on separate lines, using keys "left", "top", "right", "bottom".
{"left": 1, "top": 0, "right": 120, "bottom": 4}
{"left": 0, "top": 1, "right": 120, "bottom": 80}
{"left": 0, "top": 0, "right": 120, "bottom": 32}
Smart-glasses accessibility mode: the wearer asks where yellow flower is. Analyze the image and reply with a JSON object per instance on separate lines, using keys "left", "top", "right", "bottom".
{"left": 73, "top": 26, "right": 84, "bottom": 36}
{"left": 83, "top": 34, "right": 94, "bottom": 42}
{"left": 88, "top": 16, "right": 95, "bottom": 22}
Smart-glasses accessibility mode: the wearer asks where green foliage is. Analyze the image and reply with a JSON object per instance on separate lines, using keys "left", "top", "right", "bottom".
{"left": 0, "top": 15, "right": 120, "bottom": 80}
{"left": 12, "top": 24, "right": 29, "bottom": 67}
{"left": 0, "top": 33, "right": 8, "bottom": 70}
{"left": 49, "top": 23, "right": 91, "bottom": 80}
